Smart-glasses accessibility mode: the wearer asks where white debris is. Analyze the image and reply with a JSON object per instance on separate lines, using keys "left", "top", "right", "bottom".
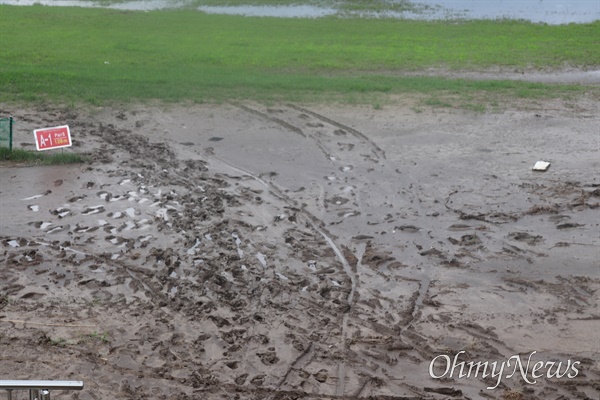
{"left": 155, "top": 208, "right": 169, "bottom": 221}
{"left": 331, "top": 280, "right": 341, "bottom": 287}
{"left": 28, "top": 205, "right": 39, "bottom": 212}
{"left": 22, "top": 194, "right": 44, "bottom": 200}
{"left": 533, "top": 161, "right": 551, "bottom": 171}
{"left": 276, "top": 272, "right": 289, "bottom": 281}
{"left": 187, "top": 238, "right": 201, "bottom": 255}
{"left": 7, "top": 240, "right": 19, "bottom": 247}
{"left": 125, "top": 207, "right": 136, "bottom": 218}
{"left": 256, "top": 252, "right": 267, "bottom": 267}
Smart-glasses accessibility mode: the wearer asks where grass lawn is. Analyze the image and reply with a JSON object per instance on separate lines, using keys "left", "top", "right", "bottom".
{"left": 0, "top": 4, "right": 598, "bottom": 106}
{"left": 0, "top": 147, "right": 85, "bottom": 165}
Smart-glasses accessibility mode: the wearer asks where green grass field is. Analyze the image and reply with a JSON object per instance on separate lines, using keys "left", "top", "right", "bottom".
{"left": 0, "top": 5, "right": 598, "bottom": 106}
{"left": 0, "top": 147, "right": 85, "bottom": 165}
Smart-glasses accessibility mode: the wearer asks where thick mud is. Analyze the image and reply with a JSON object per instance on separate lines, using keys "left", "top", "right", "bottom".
{"left": 0, "top": 97, "right": 598, "bottom": 400}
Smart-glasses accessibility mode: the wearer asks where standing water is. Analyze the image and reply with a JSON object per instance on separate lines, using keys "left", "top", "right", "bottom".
{"left": 0, "top": 0, "right": 598, "bottom": 23}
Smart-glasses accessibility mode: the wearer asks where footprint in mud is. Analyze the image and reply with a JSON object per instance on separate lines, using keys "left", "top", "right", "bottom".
{"left": 257, "top": 348, "right": 279, "bottom": 365}
{"left": 68, "top": 195, "right": 86, "bottom": 202}
{"left": 338, "top": 142, "right": 355, "bottom": 151}
{"left": 1, "top": 238, "right": 28, "bottom": 248}
{"left": 508, "top": 232, "right": 544, "bottom": 245}
{"left": 45, "top": 225, "right": 70, "bottom": 234}
{"left": 73, "top": 224, "right": 99, "bottom": 234}
{"left": 327, "top": 196, "right": 350, "bottom": 206}
{"left": 29, "top": 221, "right": 53, "bottom": 230}
{"left": 21, "top": 190, "right": 51, "bottom": 201}
{"left": 107, "top": 211, "right": 125, "bottom": 219}
{"left": 82, "top": 205, "right": 105, "bottom": 215}
{"left": 105, "top": 235, "right": 130, "bottom": 247}
{"left": 50, "top": 207, "right": 71, "bottom": 218}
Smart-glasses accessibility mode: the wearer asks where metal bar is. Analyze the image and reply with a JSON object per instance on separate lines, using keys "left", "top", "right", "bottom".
{"left": 0, "top": 381, "right": 83, "bottom": 391}
{"left": 40, "top": 389, "right": 50, "bottom": 400}
{"left": 29, "top": 389, "right": 39, "bottom": 400}
{"left": 8, "top": 116, "right": 12, "bottom": 152}
{"left": 6, "top": 389, "right": 12, "bottom": 400}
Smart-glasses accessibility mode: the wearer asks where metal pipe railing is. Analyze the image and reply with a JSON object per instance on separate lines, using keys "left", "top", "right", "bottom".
{"left": 0, "top": 381, "right": 83, "bottom": 400}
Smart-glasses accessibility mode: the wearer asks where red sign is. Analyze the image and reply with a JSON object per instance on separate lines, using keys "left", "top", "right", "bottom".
{"left": 34, "top": 125, "right": 72, "bottom": 151}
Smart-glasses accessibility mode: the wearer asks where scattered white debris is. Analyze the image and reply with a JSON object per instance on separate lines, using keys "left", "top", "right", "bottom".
{"left": 119, "top": 179, "right": 131, "bottom": 185}
{"left": 204, "top": 233, "right": 212, "bottom": 241}
{"left": 138, "top": 198, "right": 149, "bottom": 204}
{"left": 241, "top": 265, "right": 248, "bottom": 271}
{"left": 111, "top": 254, "right": 119, "bottom": 260}
{"left": 331, "top": 280, "right": 341, "bottom": 287}
{"left": 187, "top": 238, "right": 201, "bottom": 255}
{"left": 22, "top": 194, "right": 44, "bottom": 201}
{"left": 40, "top": 222, "right": 52, "bottom": 230}
{"left": 169, "top": 271, "right": 178, "bottom": 278}
{"left": 301, "top": 286, "right": 308, "bottom": 292}
{"left": 98, "top": 219, "right": 108, "bottom": 226}
{"left": 276, "top": 272, "right": 289, "bottom": 281}
{"left": 125, "top": 207, "right": 136, "bottom": 218}
{"left": 533, "top": 161, "right": 551, "bottom": 171}
{"left": 256, "top": 252, "right": 267, "bottom": 267}
{"left": 155, "top": 208, "right": 169, "bottom": 221}
{"left": 28, "top": 205, "right": 39, "bottom": 212}
{"left": 341, "top": 166, "right": 352, "bottom": 172}
{"left": 7, "top": 240, "right": 19, "bottom": 247}
{"left": 58, "top": 211, "right": 70, "bottom": 218}
{"left": 112, "top": 211, "right": 122, "bottom": 219}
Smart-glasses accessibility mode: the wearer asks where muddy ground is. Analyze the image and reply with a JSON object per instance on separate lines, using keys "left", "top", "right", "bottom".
{"left": 0, "top": 93, "right": 598, "bottom": 400}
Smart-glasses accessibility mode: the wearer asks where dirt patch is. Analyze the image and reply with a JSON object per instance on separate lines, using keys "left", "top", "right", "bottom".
{"left": 0, "top": 97, "right": 598, "bottom": 399}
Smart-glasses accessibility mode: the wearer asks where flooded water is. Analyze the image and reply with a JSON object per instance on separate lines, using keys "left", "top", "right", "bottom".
{"left": 197, "top": 5, "right": 337, "bottom": 18}
{"left": 0, "top": 0, "right": 598, "bottom": 23}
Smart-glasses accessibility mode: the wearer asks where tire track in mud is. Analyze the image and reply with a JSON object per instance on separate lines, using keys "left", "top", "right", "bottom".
{"left": 235, "top": 104, "right": 334, "bottom": 161}
{"left": 230, "top": 103, "right": 431, "bottom": 396}
{"left": 286, "top": 104, "right": 386, "bottom": 160}
{"left": 205, "top": 152, "right": 362, "bottom": 395}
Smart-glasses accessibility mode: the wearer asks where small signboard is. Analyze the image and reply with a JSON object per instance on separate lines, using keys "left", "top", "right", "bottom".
{"left": 33, "top": 125, "right": 72, "bottom": 151}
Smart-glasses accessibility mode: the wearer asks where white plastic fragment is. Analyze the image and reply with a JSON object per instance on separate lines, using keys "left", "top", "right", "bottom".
{"left": 533, "top": 161, "right": 550, "bottom": 171}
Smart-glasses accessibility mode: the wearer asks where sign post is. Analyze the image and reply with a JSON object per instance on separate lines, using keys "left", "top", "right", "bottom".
{"left": 33, "top": 125, "right": 72, "bottom": 151}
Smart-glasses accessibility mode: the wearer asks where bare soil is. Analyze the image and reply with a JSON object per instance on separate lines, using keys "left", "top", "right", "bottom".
{"left": 0, "top": 94, "right": 598, "bottom": 400}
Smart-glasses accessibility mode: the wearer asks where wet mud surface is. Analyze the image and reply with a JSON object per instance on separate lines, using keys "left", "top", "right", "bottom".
{"left": 0, "top": 98, "right": 598, "bottom": 399}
